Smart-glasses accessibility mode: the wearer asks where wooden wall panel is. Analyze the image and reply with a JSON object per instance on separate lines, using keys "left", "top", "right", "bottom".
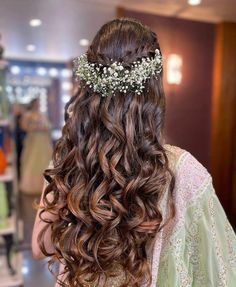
{"left": 211, "top": 22, "right": 236, "bottom": 227}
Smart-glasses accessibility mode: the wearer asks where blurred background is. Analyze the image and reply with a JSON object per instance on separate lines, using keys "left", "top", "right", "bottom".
{"left": 0, "top": 0, "right": 235, "bottom": 286}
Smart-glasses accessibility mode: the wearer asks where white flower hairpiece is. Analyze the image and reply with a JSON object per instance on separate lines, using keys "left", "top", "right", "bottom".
{"left": 73, "top": 49, "right": 163, "bottom": 97}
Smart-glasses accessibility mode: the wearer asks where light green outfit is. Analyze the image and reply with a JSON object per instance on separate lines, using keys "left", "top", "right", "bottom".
{"left": 152, "top": 145, "right": 236, "bottom": 287}
{"left": 0, "top": 182, "right": 8, "bottom": 228}
{"left": 20, "top": 111, "right": 52, "bottom": 194}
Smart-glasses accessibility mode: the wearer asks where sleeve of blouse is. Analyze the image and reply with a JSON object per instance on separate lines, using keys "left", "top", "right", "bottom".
{"left": 157, "top": 179, "right": 236, "bottom": 287}
{"left": 189, "top": 182, "right": 236, "bottom": 287}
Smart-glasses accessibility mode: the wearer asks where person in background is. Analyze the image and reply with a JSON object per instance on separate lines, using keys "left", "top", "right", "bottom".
{"left": 20, "top": 98, "right": 52, "bottom": 195}
{"left": 32, "top": 19, "right": 236, "bottom": 287}
{"left": 12, "top": 103, "right": 27, "bottom": 179}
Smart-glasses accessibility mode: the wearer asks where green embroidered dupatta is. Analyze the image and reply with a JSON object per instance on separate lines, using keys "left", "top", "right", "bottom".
{"left": 151, "top": 145, "right": 236, "bottom": 287}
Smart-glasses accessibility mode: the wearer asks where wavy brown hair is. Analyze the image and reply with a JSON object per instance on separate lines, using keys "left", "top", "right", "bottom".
{"left": 38, "top": 18, "right": 175, "bottom": 286}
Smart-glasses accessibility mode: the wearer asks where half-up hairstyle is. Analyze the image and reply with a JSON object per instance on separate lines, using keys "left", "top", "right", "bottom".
{"left": 38, "top": 18, "right": 175, "bottom": 286}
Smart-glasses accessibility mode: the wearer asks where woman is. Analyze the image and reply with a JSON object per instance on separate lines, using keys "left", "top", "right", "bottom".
{"left": 13, "top": 103, "right": 27, "bottom": 179}
{"left": 20, "top": 98, "right": 52, "bottom": 194}
{"left": 32, "top": 19, "right": 236, "bottom": 286}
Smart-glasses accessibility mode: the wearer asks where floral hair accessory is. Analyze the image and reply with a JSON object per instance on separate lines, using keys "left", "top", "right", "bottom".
{"left": 73, "top": 49, "right": 163, "bottom": 97}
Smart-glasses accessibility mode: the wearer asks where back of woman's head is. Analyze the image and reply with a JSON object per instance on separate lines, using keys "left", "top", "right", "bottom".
{"left": 88, "top": 18, "right": 159, "bottom": 66}
{"left": 40, "top": 18, "right": 174, "bottom": 286}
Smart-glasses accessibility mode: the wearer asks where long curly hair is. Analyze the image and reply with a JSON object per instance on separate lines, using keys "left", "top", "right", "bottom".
{"left": 38, "top": 18, "right": 175, "bottom": 287}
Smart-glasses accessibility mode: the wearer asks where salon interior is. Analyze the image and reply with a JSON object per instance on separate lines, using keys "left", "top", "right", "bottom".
{"left": 0, "top": 0, "right": 235, "bottom": 286}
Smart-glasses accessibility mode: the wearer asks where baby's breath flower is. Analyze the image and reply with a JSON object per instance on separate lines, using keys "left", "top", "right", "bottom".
{"left": 73, "top": 49, "right": 163, "bottom": 97}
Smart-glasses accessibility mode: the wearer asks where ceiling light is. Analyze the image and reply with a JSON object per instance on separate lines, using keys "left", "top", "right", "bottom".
{"left": 6, "top": 86, "right": 13, "bottom": 93}
{"left": 79, "top": 39, "right": 89, "bottom": 47}
{"left": 51, "top": 129, "right": 62, "bottom": 141}
{"left": 62, "top": 81, "right": 73, "bottom": 91}
{"left": 62, "top": 94, "right": 71, "bottom": 104}
{"left": 26, "top": 44, "right": 36, "bottom": 52}
{"left": 188, "top": 0, "right": 202, "bottom": 6}
{"left": 37, "top": 67, "right": 47, "bottom": 76}
{"left": 49, "top": 68, "right": 59, "bottom": 77}
{"left": 29, "top": 19, "right": 42, "bottom": 27}
{"left": 10, "top": 66, "right": 21, "bottom": 75}
{"left": 22, "top": 266, "right": 29, "bottom": 275}
{"left": 61, "top": 69, "right": 72, "bottom": 78}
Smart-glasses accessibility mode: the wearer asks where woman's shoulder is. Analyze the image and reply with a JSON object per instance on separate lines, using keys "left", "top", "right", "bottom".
{"left": 164, "top": 144, "right": 211, "bottom": 202}
{"left": 164, "top": 144, "right": 209, "bottom": 175}
{"left": 164, "top": 144, "right": 186, "bottom": 167}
